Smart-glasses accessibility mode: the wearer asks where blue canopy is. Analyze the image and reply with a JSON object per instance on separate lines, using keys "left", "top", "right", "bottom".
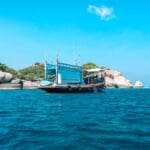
{"left": 45, "top": 62, "right": 83, "bottom": 84}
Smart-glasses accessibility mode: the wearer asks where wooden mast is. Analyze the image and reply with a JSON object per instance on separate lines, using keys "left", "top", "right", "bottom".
{"left": 44, "top": 53, "right": 48, "bottom": 80}
{"left": 44, "top": 61, "right": 47, "bottom": 80}
{"left": 55, "top": 53, "right": 59, "bottom": 85}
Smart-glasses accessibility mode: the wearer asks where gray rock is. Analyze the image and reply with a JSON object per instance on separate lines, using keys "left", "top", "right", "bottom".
{"left": 24, "top": 81, "right": 39, "bottom": 88}
{"left": 0, "top": 71, "right": 13, "bottom": 83}
{"left": 11, "top": 78, "right": 20, "bottom": 84}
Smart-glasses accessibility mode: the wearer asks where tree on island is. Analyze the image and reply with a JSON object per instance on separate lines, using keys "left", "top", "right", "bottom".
{"left": 82, "top": 62, "right": 98, "bottom": 70}
{"left": 0, "top": 63, "right": 18, "bottom": 75}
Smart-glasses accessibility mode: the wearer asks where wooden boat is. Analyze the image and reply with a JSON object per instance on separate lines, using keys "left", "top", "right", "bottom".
{"left": 39, "top": 58, "right": 105, "bottom": 93}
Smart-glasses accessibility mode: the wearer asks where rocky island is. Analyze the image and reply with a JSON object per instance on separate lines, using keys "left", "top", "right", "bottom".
{"left": 0, "top": 62, "right": 144, "bottom": 89}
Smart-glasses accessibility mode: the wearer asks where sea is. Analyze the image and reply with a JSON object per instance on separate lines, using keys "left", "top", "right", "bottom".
{"left": 0, "top": 89, "right": 150, "bottom": 150}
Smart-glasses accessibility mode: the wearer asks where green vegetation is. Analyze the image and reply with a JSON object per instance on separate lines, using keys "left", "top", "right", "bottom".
{"left": 0, "top": 63, "right": 18, "bottom": 75}
{"left": 82, "top": 62, "right": 98, "bottom": 70}
{"left": 18, "top": 64, "right": 44, "bottom": 80}
{"left": 0, "top": 62, "right": 44, "bottom": 81}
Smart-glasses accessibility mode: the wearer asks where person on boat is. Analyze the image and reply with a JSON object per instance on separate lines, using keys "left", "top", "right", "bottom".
{"left": 18, "top": 80, "right": 24, "bottom": 89}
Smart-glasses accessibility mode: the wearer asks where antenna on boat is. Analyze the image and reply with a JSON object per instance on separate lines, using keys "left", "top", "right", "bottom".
{"left": 74, "top": 54, "right": 80, "bottom": 66}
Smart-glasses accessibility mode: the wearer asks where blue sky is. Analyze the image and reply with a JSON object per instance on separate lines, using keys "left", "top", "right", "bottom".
{"left": 0, "top": 0, "right": 150, "bottom": 85}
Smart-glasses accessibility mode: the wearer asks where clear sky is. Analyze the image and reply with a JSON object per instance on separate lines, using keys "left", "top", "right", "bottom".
{"left": 0, "top": 0, "right": 150, "bottom": 86}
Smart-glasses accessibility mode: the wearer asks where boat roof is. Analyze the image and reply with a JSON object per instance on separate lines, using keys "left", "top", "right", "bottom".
{"left": 85, "top": 68, "right": 104, "bottom": 73}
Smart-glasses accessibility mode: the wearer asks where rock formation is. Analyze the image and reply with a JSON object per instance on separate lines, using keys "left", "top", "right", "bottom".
{"left": 0, "top": 71, "right": 13, "bottom": 83}
{"left": 23, "top": 81, "right": 40, "bottom": 88}
{"left": 134, "top": 81, "right": 144, "bottom": 88}
{"left": 99, "top": 67, "right": 133, "bottom": 88}
{"left": 11, "top": 78, "right": 20, "bottom": 84}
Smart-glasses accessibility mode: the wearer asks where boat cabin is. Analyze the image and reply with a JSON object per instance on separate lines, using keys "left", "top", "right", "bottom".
{"left": 84, "top": 68, "right": 105, "bottom": 84}
{"left": 44, "top": 62, "right": 84, "bottom": 85}
{"left": 44, "top": 61, "right": 104, "bottom": 86}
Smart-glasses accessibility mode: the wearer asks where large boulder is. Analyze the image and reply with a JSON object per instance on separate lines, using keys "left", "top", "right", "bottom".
{"left": 0, "top": 71, "right": 13, "bottom": 83}
{"left": 11, "top": 78, "right": 20, "bottom": 84}
{"left": 134, "top": 81, "right": 144, "bottom": 88}
{"left": 23, "top": 81, "right": 39, "bottom": 88}
{"left": 99, "top": 68, "right": 133, "bottom": 88}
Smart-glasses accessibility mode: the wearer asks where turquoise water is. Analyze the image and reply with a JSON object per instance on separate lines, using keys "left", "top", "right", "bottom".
{"left": 0, "top": 89, "right": 150, "bottom": 150}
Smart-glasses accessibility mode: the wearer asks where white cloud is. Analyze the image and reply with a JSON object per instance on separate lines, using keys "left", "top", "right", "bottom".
{"left": 88, "top": 5, "right": 116, "bottom": 21}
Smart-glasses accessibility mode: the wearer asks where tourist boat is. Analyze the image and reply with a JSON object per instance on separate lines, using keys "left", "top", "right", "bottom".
{"left": 39, "top": 58, "right": 105, "bottom": 93}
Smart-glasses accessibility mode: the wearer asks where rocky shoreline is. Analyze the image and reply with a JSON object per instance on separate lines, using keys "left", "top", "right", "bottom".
{"left": 0, "top": 82, "right": 39, "bottom": 90}
{"left": 0, "top": 71, "right": 39, "bottom": 89}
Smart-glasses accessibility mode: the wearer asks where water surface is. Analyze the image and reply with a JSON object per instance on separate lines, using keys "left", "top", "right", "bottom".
{"left": 0, "top": 89, "right": 150, "bottom": 149}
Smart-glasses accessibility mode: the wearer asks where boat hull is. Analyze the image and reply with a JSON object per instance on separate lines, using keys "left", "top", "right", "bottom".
{"left": 39, "top": 82, "right": 105, "bottom": 93}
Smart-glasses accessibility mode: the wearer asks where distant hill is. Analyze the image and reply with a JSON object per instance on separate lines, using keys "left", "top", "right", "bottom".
{"left": 18, "top": 63, "right": 44, "bottom": 80}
